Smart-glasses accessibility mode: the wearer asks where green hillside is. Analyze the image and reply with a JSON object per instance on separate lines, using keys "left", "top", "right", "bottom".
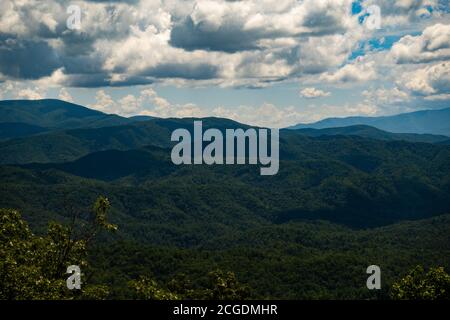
{"left": 289, "top": 107, "right": 450, "bottom": 136}
{"left": 292, "top": 125, "right": 450, "bottom": 143}
{"left": 1, "top": 101, "right": 450, "bottom": 300}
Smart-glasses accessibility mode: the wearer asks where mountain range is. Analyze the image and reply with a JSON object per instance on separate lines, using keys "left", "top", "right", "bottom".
{"left": 0, "top": 99, "right": 152, "bottom": 140}
{"left": 1, "top": 99, "right": 449, "bottom": 299}
{"left": 289, "top": 107, "right": 450, "bottom": 137}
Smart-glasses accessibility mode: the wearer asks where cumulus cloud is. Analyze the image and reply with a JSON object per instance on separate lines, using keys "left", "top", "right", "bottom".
{"left": 360, "top": 86, "right": 413, "bottom": 114}
{"left": 398, "top": 61, "right": 450, "bottom": 98}
{"left": 16, "top": 87, "right": 45, "bottom": 100}
{"left": 300, "top": 87, "right": 331, "bottom": 98}
{"left": 389, "top": 23, "right": 450, "bottom": 64}
{"left": 0, "top": 0, "right": 367, "bottom": 88}
{"left": 58, "top": 88, "right": 74, "bottom": 102}
{"left": 362, "top": 87, "right": 410, "bottom": 104}
{"left": 0, "top": 0, "right": 448, "bottom": 90}
{"left": 88, "top": 87, "right": 207, "bottom": 118}
{"left": 0, "top": 38, "right": 61, "bottom": 79}
{"left": 319, "top": 59, "right": 377, "bottom": 83}
{"left": 212, "top": 101, "right": 381, "bottom": 127}
{"left": 1, "top": 0, "right": 449, "bottom": 125}
{"left": 170, "top": 0, "right": 359, "bottom": 53}
{"left": 88, "top": 90, "right": 115, "bottom": 113}
{"left": 87, "top": 86, "right": 374, "bottom": 127}
{"left": 361, "top": 0, "right": 440, "bottom": 27}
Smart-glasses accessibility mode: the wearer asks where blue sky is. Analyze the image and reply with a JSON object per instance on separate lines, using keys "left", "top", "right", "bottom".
{"left": 0, "top": 0, "right": 449, "bottom": 127}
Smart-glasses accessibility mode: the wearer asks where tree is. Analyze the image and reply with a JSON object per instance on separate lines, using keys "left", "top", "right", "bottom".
{"left": 391, "top": 266, "right": 450, "bottom": 300}
{"left": 128, "top": 270, "right": 251, "bottom": 300}
{"left": 202, "top": 270, "right": 251, "bottom": 300}
{"left": 128, "top": 276, "right": 179, "bottom": 300}
{"left": 0, "top": 196, "right": 117, "bottom": 300}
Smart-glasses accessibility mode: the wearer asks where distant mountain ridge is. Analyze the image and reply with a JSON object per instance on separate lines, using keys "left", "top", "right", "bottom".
{"left": 0, "top": 116, "right": 249, "bottom": 165}
{"left": 292, "top": 125, "right": 450, "bottom": 144}
{"left": 289, "top": 107, "right": 450, "bottom": 136}
{"left": 0, "top": 99, "right": 155, "bottom": 140}
{"left": 0, "top": 99, "right": 129, "bottom": 128}
{"left": 1, "top": 99, "right": 450, "bottom": 164}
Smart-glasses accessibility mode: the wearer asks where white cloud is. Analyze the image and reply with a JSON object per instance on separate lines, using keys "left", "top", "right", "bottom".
{"left": 212, "top": 101, "right": 380, "bottom": 128}
{"left": 89, "top": 90, "right": 116, "bottom": 113}
{"left": 16, "top": 87, "right": 45, "bottom": 100}
{"left": 89, "top": 87, "right": 208, "bottom": 118}
{"left": 362, "top": 87, "right": 410, "bottom": 104}
{"left": 320, "top": 59, "right": 377, "bottom": 83}
{"left": 58, "top": 88, "right": 74, "bottom": 102}
{"left": 361, "top": 0, "right": 441, "bottom": 28}
{"left": 300, "top": 87, "right": 331, "bottom": 98}
{"left": 0, "top": 0, "right": 369, "bottom": 88}
{"left": 399, "top": 61, "right": 450, "bottom": 97}
{"left": 389, "top": 23, "right": 450, "bottom": 64}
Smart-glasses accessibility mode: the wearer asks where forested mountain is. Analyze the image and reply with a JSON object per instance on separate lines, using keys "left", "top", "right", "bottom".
{"left": 0, "top": 116, "right": 246, "bottom": 164}
{"left": 0, "top": 99, "right": 156, "bottom": 141}
{"left": 0, "top": 99, "right": 132, "bottom": 128}
{"left": 289, "top": 107, "right": 450, "bottom": 136}
{"left": 1, "top": 99, "right": 449, "bottom": 299}
{"left": 0, "top": 122, "right": 49, "bottom": 141}
{"left": 2, "top": 123, "right": 450, "bottom": 232}
{"left": 292, "top": 125, "right": 450, "bottom": 144}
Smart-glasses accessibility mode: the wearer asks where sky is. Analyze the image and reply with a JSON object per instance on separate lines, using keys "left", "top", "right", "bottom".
{"left": 0, "top": 0, "right": 449, "bottom": 128}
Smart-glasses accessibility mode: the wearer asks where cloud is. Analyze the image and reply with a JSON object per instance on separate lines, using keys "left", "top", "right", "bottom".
{"left": 0, "top": 37, "right": 61, "bottom": 79}
{"left": 212, "top": 101, "right": 380, "bottom": 127}
{"left": 362, "top": 87, "right": 410, "bottom": 104}
{"left": 398, "top": 61, "right": 450, "bottom": 98}
{"left": 361, "top": 0, "right": 440, "bottom": 28}
{"left": 212, "top": 103, "right": 304, "bottom": 127}
{"left": 89, "top": 89, "right": 116, "bottom": 113}
{"left": 88, "top": 87, "right": 207, "bottom": 118}
{"left": 58, "top": 88, "right": 74, "bottom": 102}
{"left": 360, "top": 86, "right": 413, "bottom": 114}
{"left": 170, "top": 0, "right": 359, "bottom": 53}
{"left": 16, "top": 87, "right": 45, "bottom": 100}
{"left": 0, "top": 0, "right": 367, "bottom": 88}
{"left": 319, "top": 59, "right": 377, "bottom": 83}
{"left": 389, "top": 23, "right": 450, "bottom": 64}
{"left": 0, "top": 0, "right": 449, "bottom": 129}
{"left": 300, "top": 87, "right": 331, "bottom": 98}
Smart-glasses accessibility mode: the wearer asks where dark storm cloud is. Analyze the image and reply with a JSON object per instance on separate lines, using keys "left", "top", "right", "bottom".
{"left": 61, "top": 55, "right": 105, "bottom": 75}
{"left": 142, "top": 62, "right": 219, "bottom": 80}
{"left": 302, "top": 10, "right": 347, "bottom": 35}
{"left": 64, "top": 73, "right": 154, "bottom": 87}
{"left": 0, "top": 36, "right": 61, "bottom": 79}
{"left": 170, "top": 17, "right": 266, "bottom": 53}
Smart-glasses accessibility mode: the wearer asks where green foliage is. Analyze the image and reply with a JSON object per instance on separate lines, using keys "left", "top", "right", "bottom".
{"left": 391, "top": 266, "right": 450, "bottom": 300}
{"left": 1, "top": 117, "right": 450, "bottom": 300}
{"left": 88, "top": 215, "right": 450, "bottom": 299}
{"left": 202, "top": 270, "right": 251, "bottom": 300}
{"left": 91, "top": 197, "right": 118, "bottom": 234}
{"left": 0, "top": 196, "right": 116, "bottom": 300}
{"left": 128, "top": 276, "right": 179, "bottom": 300}
{"left": 128, "top": 270, "right": 250, "bottom": 300}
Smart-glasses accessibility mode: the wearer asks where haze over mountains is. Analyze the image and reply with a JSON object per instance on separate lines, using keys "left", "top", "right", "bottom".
{"left": 289, "top": 107, "right": 450, "bottom": 137}
{"left": 1, "top": 99, "right": 449, "bottom": 142}
{"left": 0, "top": 99, "right": 449, "bottom": 164}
